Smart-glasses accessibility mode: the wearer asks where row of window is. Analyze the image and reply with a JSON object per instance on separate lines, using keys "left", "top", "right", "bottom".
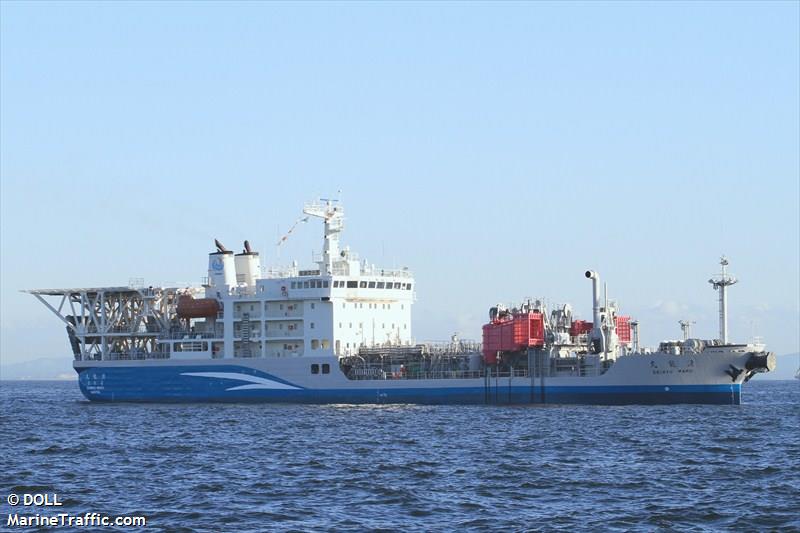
{"left": 338, "top": 322, "right": 407, "bottom": 330}
{"left": 343, "top": 302, "right": 403, "bottom": 310}
{"left": 333, "top": 280, "right": 412, "bottom": 290}
{"left": 287, "top": 279, "right": 413, "bottom": 290}
{"left": 238, "top": 302, "right": 314, "bottom": 312}
{"left": 280, "top": 341, "right": 329, "bottom": 351}
{"left": 256, "top": 340, "right": 331, "bottom": 350}
{"left": 311, "top": 363, "right": 330, "bottom": 375}
{"left": 290, "top": 280, "right": 329, "bottom": 289}
{"left": 233, "top": 322, "right": 306, "bottom": 335}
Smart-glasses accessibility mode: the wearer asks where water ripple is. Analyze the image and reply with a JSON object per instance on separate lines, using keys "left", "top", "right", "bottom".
{"left": 1, "top": 380, "right": 798, "bottom": 532}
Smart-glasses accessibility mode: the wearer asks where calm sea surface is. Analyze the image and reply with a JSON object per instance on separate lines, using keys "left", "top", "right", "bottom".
{"left": 1, "top": 380, "right": 798, "bottom": 532}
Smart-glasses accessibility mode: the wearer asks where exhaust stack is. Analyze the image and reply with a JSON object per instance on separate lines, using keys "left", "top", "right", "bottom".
{"left": 234, "top": 240, "right": 261, "bottom": 286}
{"left": 585, "top": 270, "right": 604, "bottom": 353}
{"left": 208, "top": 239, "right": 236, "bottom": 288}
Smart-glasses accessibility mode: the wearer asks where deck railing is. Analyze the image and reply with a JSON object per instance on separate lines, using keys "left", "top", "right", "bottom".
{"left": 345, "top": 368, "right": 531, "bottom": 381}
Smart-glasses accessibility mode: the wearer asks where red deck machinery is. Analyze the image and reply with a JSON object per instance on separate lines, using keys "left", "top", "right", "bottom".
{"left": 482, "top": 312, "right": 545, "bottom": 364}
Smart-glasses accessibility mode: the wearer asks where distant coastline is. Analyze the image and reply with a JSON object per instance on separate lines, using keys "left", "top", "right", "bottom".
{"left": 0, "top": 357, "right": 76, "bottom": 381}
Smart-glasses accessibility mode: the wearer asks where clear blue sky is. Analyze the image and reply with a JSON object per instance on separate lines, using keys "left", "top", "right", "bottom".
{"left": 1, "top": 1, "right": 798, "bottom": 369}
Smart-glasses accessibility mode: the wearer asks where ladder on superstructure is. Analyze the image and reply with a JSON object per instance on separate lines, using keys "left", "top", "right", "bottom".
{"left": 241, "top": 313, "right": 252, "bottom": 357}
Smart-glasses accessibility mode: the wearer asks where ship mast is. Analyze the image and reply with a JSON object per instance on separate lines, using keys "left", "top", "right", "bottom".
{"left": 303, "top": 198, "right": 344, "bottom": 274}
{"left": 708, "top": 256, "right": 737, "bottom": 344}
{"left": 678, "top": 320, "right": 695, "bottom": 341}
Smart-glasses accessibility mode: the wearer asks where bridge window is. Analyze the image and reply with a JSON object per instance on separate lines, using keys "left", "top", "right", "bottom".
{"left": 368, "top": 281, "right": 376, "bottom": 288}
{"left": 406, "top": 284, "right": 412, "bottom": 291}
{"left": 291, "top": 282, "right": 297, "bottom": 289}
{"left": 394, "top": 283, "right": 401, "bottom": 289}
{"left": 321, "top": 339, "right": 330, "bottom": 349}
{"left": 346, "top": 281, "right": 357, "bottom": 288}
{"left": 376, "top": 282, "right": 385, "bottom": 289}
{"left": 322, "top": 364, "right": 330, "bottom": 374}
{"left": 323, "top": 281, "right": 329, "bottom": 288}
{"left": 311, "top": 339, "right": 320, "bottom": 350}
{"left": 311, "top": 364, "right": 319, "bottom": 374}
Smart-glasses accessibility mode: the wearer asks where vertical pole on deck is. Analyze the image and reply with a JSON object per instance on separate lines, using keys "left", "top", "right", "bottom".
{"left": 528, "top": 348, "right": 534, "bottom": 404}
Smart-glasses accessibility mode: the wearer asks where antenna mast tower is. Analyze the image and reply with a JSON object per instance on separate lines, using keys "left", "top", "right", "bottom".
{"left": 708, "top": 256, "right": 737, "bottom": 344}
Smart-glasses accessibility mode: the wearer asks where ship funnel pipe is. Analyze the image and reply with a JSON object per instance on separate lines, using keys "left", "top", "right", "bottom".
{"left": 244, "top": 240, "right": 252, "bottom": 254}
{"left": 585, "top": 270, "right": 604, "bottom": 353}
{"left": 585, "top": 270, "right": 601, "bottom": 330}
{"left": 214, "top": 239, "right": 228, "bottom": 253}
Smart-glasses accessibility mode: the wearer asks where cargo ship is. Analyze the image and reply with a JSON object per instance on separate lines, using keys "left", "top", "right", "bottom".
{"left": 27, "top": 199, "right": 775, "bottom": 404}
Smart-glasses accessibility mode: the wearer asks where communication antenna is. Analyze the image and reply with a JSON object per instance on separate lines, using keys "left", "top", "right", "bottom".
{"left": 678, "top": 320, "right": 696, "bottom": 341}
{"left": 708, "top": 256, "right": 737, "bottom": 344}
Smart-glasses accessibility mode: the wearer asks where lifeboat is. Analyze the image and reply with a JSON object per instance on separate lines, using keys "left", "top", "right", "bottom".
{"left": 177, "top": 295, "right": 220, "bottom": 319}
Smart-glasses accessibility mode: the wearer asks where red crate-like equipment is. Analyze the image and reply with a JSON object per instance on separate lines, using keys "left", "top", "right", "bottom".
{"left": 615, "top": 316, "right": 632, "bottom": 344}
{"left": 482, "top": 312, "right": 545, "bottom": 363}
{"left": 569, "top": 320, "right": 593, "bottom": 337}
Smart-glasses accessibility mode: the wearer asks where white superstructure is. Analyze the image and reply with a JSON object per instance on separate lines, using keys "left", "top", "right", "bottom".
{"left": 202, "top": 199, "right": 414, "bottom": 360}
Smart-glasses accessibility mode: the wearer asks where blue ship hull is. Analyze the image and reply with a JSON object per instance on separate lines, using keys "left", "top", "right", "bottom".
{"left": 77, "top": 364, "right": 742, "bottom": 405}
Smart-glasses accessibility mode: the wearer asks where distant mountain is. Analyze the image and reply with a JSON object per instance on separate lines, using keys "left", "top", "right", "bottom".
{"left": 0, "top": 357, "right": 76, "bottom": 381}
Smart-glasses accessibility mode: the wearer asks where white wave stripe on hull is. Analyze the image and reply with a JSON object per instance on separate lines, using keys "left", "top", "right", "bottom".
{"left": 180, "top": 372, "right": 301, "bottom": 391}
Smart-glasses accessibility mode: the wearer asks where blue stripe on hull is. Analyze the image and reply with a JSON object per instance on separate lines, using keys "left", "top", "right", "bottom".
{"left": 76, "top": 365, "right": 741, "bottom": 405}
